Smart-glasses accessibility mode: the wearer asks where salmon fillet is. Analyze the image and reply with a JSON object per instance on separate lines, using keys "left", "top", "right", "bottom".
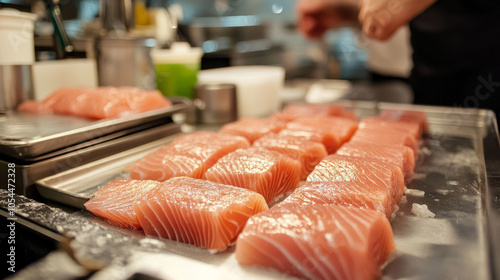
{"left": 279, "top": 181, "right": 395, "bottom": 219}
{"left": 360, "top": 116, "right": 422, "bottom": 139}
{"left": 279, "top": 117, "right": 358, "bottom": 154}
{"left": 273, "top": 103, "right": 357, "bottom": 122}
{"left": 219, "top": 118, "right": 286, "bottom": 144}
{"left": 379, "top": 109, "right": 429, "bottom": 133}
{"left": 306, "top": 154, "right": 404, "bottom": 208}
{"left": 84, "top": 179, "right": 160, "bottom": 229}
{"left": 336, "top": 141, "right": 415, "bottom": 180}
{"left": 235, "top": 204, "right": 396, "bottom": 280}
{"left": 205, "top": 147, "right": 301, "bottom": 204}
{"left": 253, "top": 133, "right": 328, "bottom": 180}
{"left": 349, "top": 127, "right": 419, "bottom": 154}
{"left": 129, "top": 131, "right": 250, "bottom": 181}
{"left": 18, "top": 87, "right": 172, "bottom": 119}
{"left": 133, "top": 177, "right": 268, "bottom": 251}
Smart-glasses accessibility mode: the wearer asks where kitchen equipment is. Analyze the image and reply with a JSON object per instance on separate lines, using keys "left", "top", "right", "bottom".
{"left": 100, "top": 0, "right": 136, "bottom": 35}
{"left": 32, "top": 102, "right": 499, "bottom": 279}
{"left": 193, "top": 83, "right": 237, "bottom": 124}
{"left": 0, "top": 9, "right": 37, "bottom": 65}
{"left": 1, "top": 122, "right": 181, "bottom": 198}
{"left": 198, "top": 66, "right": 285, "bottom": 118}
{"left": 0, "top": 97, "right": 189, "bottom": 160}
{"left": 96, "top": 36, "right": 156, "bottom": 89}
{"left": 151, "top": 42, "right": 203, "bottom": 99}
{"left": 0, "top": 65, "right": 32, "bottom": 112}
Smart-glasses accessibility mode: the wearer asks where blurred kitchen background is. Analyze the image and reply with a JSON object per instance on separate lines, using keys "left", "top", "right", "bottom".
{"left": 0, "top": 0, "right": 413, "bottom": 104}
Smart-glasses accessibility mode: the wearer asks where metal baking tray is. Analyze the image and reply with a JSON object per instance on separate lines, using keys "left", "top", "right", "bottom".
{"left": 0, "top": 97, "right": 190, "bottom": 159}
{"left": 1, "top": 123, "right": 181, "bottom": 197}
{"left": 34, "top": 103, "right": 500, "bottom": 279}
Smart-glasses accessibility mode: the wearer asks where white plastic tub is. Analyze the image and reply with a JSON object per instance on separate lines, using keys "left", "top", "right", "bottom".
{"left": 0, "top": 9, "right": 37, "bottom": 65}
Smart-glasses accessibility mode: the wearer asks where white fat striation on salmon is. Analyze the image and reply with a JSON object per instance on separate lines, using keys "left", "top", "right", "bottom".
{"left": 205, "top": 147, "right": 301, "bottom": 204}
{"left": 133, "top": 177, "right": 268, "bottom": 251}
{"left": 129, "top": 131, "right": 250, "bottom": 181}
{"left": 84, "top": 179, "right": 160, "bottom": 229}
{"left": 235, "top": 204, "right": 395, "bottom": 280}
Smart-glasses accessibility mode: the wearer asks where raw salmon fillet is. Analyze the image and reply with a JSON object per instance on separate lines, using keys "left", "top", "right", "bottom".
{"left": 18, "top": 87, "right": 172, "bottom": 119}
{"left": 336, "top": 142, "right": 415, "bottom": 180}
{"left": 279, "top": 117, "right": 358, "bottom": 154}
{"left": 280, "top": 181, "right": 395, "bottom": 219}
{"left": 219, "top": 118, "right": 286, "bottom": 144}
{"left": 235, "top": 204, "right": 396, "bottom": 280}
{"left": 379, "top": 109, "right": 429, "bottom": 133}
{"left": 273, "top": 103, "right": 357, "bottom": 122}
{"left": 307, "top": 154, "right": 404, "bottom": 208}
{"left": 133, "top": 177, "right": 268, "bottom": 251}
{"left": 350, "top": 127, "right": 419, "bottom": 154}
{"left": 84, "top": 179, "right": 160, "bottom": 229}
{"left": 129, "top": 131, "right": 250, "bottom": 181}
{"left": 253, "top": 133, "right": 328, "bottom": 180}
{"left": 361, "top": 116, "right": 422, "bottom": 139}
{"left": 205, "top": 147, "right": 301, "bottom": 203}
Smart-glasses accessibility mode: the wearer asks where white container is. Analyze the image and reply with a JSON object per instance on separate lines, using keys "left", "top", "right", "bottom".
{"left": 198, "top": 66, "right": 285, "bottom": 118}
{"left": 0, "top": 9, "right": 37, "bottom": 65}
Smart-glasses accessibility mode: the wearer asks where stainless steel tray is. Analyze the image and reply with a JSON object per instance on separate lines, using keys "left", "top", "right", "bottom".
{"left": 1, "top": 123, "right": 181, "bottom": 197}
{"left": 0, "top": 97, "right": 190, "bottom": 159}
{"left": 34, "top": 102, "right": 500, "bottom": 279}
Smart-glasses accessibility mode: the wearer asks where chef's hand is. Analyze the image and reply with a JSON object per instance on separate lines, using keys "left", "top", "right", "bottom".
{"left": 297, "top": 0, "right": 359, "bottom": 39}
{"left": 358, "top": 0, "right": 437, "bottom": 40}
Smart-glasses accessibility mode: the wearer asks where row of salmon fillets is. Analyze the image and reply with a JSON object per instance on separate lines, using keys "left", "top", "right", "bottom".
{"left": 84, "top": 103, "right": 428, "bottom": 280}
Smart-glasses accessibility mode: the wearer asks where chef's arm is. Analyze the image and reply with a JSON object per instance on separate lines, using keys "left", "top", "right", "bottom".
{"left": 358, "top": 0, "right": 437, "bottom": 40}
{"left": 296, "top": 0, "right": 360, "bottom": 39}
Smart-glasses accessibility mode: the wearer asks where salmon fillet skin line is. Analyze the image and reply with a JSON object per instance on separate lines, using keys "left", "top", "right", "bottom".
{"left": 306, "top": 154, "right": 404, "bottom": 208}
{"left": 205, "top": 147, "right": 301, "bottom": 204}
{"left": 336, "top": 141, "right": 415, "bottom": 180}
{"left": 235, "top": 204, "right": 396, "bottom": 280}
{"left": 279, "top": 181, "right": 395, "bottom": 219}
{"left": 18, "top": 87, "right": 172, "bottom": 119}
{"left": 253, "top": 133, "right": 328, "bottom": 180}
{"left": 129, "top": 131, "right": 250, "bottom": 181}
{"left": 84, "top": 179, "right": 160, "bottom": 229}
{"left": 133, "top": 177, "right": 268, "bottom": 252}
{"left": 219, "top": 118, "right": 286, "bottom": 144}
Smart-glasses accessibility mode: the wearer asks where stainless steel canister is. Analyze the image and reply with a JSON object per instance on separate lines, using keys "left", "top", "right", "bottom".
{"left": 0, "top": 65, "right": 32, "bottom": 112}
{"left": 96, "top": 36, "right": 156, "bottom": 89}
{"left": 193, "top": 83, "right": 237, "bottom": 124}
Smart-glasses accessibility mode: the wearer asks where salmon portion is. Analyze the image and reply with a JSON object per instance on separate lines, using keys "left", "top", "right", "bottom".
{"left": 361, "top": 116, "right": 422, "bottom": 139}
{"left": 84, "top": 179, "right": 160, "bottom": 229}
{"left": 219, "top": 118, "right": 286, "bottom": 144}
{"left": 336, "top": 142, "right": 415, "bottom": 180}
{"left": 235, "top": 204, "right": 396, "bottom": 280}
{"left": 307, "top": 154, "right": 404, "bottom": 208}
{"left": 253, "top": 133, "right": 328, "bottom": 180}
{"left": 379, "top": 109, "right": 429, "bottom": 133}
{"left": 129, "top": 131, "right": 250, "bottom": 181}
{"left": 350, "top": 127, "right": 419, "bottom": 154}
{"left": 205, "top": 147, "right": 301, "bottom": 203}
{"left": 273, "top": 103, "right": 357, "bottom": 122}
{"left": 133, "top": 177, "right": 268, "bottom": 251}
{"left": 18, "top": 87, "right": 172, "bottom": 119}
{"left": 279, "top": 117, "right": 358, "bottom": 154}
{"left": 280, "top": 181, "right": 395, "bottom": 219}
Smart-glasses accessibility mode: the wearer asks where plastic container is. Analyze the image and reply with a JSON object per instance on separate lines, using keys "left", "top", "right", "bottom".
{"left": 151, "top": 42, "right": 203, "bottom": 99}
{"left": 198, "top": 66, "right": 285, "bottom": 118}
{"left": 0, "top": 9, "right": 37, "bottom": 65}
